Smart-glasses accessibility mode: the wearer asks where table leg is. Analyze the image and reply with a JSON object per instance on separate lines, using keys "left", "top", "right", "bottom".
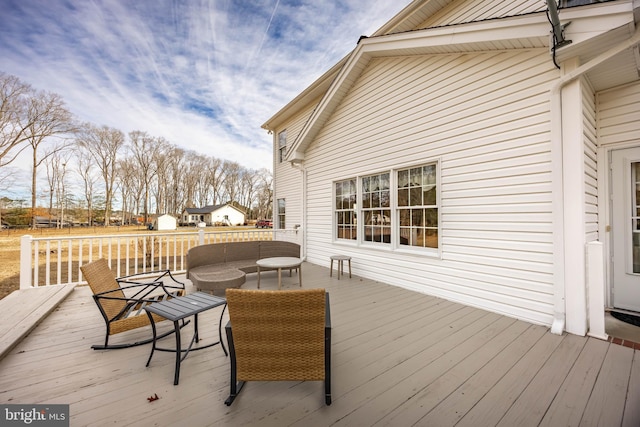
{"left": 257, "top": 265, "right": 261, "bottom": 289}
{"left": 173, "top": 320, "right": 181, "bottom": 385}
{"left": 278, "top": 268, "right": 282, "bottom": 290}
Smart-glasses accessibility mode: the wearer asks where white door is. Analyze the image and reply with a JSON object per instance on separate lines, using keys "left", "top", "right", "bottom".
{"left": 611, "top": 147, "right": 640, "bottom": 312}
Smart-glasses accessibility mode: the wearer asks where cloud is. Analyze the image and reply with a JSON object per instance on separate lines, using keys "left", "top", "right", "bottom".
{"left": 0, "top": 0, "right": 407, "bottom": 172}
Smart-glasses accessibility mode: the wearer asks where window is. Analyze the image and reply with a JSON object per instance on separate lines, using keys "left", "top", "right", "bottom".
{"left": 335, "top": 179, "right": 357, "bottom": 240}
{"left": 278, "top": 130, "right": 287, "bottom": 163}
{"left": 362, "top": 173, "right": 391, "bottom": 243}
{"left": 333, "top": 161, "right": 439, "bottom": 251}
{"left": 397, "top": 164, "right": 438, "bottom": 248}
{"left": 277, "top": 198, "right": 285, "bottom": 229}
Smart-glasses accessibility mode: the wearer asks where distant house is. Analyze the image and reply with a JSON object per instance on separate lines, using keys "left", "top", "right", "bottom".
{"left": 180, "top": 203, "right": 246, "bottom": 226}
{"left": 153, "top": 214, "right": 177, "bottom": 231}
{"left": 263, "top": 0, "right": 640, "bottom": 338}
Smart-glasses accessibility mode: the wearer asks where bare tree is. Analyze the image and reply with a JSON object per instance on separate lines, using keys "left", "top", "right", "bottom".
{"left": 76, "top": 149, "right": 99, "bottom": 225}
{"left": 53, "top": 153, "right": 71, "bottom": 227}
{"left": 76, "top": 123, "right": 125, "bottom": 226}
{"left": 198, "top": 156, "right": 222, "bottom": 206}
{"left": 0, "top": 72, "right": 33, "bottom": 168}
{"left": 164, "top": 145, "right": 187, "bottom": 216}
{"left": 181, "top": 151, "right": 207, "bottom": 211}
{"left": 128, "top": 131, "right": 161, "bottom": 224}
{"left": 44, "top": 150, "right": 71, "bottom": 226}
{"left": 23, "top": 91, "right": 75, "bottom": 228}
{"left": 238, "top": 168, "right": 260, "bottom": 218}
{"left": 221, "top": 160, "right": 241, "bottom": 204}
{"left": 255, "top": 168, "right": 273, "bottom": 220}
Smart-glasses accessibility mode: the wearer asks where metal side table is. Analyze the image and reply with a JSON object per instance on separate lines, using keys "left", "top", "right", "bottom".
{"left": 144, "top": 292, "right": 227, "bottom": 385}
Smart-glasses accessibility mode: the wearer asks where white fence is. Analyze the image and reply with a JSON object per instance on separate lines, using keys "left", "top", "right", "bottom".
{"left": 19, "top": 229, "right": 299, "bottom": 289}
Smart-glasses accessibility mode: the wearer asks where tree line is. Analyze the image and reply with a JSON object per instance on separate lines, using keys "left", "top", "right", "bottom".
{"left": 0, "top": 71, "right": 273, "bottom": 228}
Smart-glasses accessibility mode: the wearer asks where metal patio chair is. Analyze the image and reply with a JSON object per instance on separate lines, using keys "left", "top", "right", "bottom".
{"left": 81, "top": 258, "right": 186, "bottom": 350}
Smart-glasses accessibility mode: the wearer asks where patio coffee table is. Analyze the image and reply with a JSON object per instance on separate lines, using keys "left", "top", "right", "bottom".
{"left": 144, "top": 292, "right": 227, "bottom": 385}
{"left": 256, "top": 257, "right": 303, "bottom": 290}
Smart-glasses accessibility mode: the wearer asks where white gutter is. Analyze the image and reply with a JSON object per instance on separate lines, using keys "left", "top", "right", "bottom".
{"left": 549, "top": 26, "right": 640, "bottom": 335}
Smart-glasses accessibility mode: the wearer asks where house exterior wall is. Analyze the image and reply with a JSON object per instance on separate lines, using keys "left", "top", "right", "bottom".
{"left": 300, "top": 49, "right": 559, "bottom": 326}
{"left": 210, "top": 206, "right": 245, "bottom": 226}
{"left": 597, "top": 81, "right": 640, "bottom": 148}
{"left": 155, "top": 214, "right": 177, "bottom": 231}
{"left": 273, "top": 98, "right": 321, "bottom": 230}
{"left": 417, "top": 0, "right": 545, "bottom": 28}
{"left": 596, "top": 81, "right": 640, "bottom": 306}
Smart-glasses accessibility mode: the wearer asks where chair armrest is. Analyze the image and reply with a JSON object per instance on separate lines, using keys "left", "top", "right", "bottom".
{"left": 117, "top": 269, "right": 185, "bottom": 289}
{"left": 117, "top": 271, "right": 185, "bottom": 300}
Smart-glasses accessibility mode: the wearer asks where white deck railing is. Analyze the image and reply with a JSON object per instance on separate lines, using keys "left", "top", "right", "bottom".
{"left": 19, "top": 229, "right": 299, "bottom": 289}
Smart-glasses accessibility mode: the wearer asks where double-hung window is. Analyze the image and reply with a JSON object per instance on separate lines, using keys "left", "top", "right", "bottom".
{"left": 278, "top": 130, "right": 287, "bottom": 163}
{"left": 334, "top": 161, "right": 439, "bottom": 251}
{"left": 277, "top": 198, "right": 286, "bottom": 229}
{"left": 397, "top": 164, "right": 438, "bottom": 248}
{"left": 335, "top": 178, "right": 357, "bottom": 240}
{"left": 362, "top": 172, "right": 391, "bottom": 243}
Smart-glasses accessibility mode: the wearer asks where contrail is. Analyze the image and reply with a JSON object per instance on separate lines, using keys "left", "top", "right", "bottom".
{"left": 246, "top": 0, "right": 280, "bottom": 71}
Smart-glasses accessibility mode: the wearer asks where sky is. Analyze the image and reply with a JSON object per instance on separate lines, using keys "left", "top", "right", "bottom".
{"left": 0, "top": 0, "right": 408, "bottom": 178}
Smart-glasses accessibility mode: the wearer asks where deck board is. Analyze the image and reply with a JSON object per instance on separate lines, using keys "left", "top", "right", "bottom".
{"left": 0, "top": 262, "right": 638, "bottom": 426}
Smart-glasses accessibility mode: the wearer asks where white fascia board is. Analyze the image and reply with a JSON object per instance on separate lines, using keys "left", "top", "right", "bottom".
{"left": 361, "top": 14, "right": 550, "bottom": 54}
{"left": 554, "top": 2, "right": 635, "bottom": 62}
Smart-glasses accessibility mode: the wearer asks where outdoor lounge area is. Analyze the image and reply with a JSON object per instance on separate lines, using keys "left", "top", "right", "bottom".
{"left": 1, "top": 262, "right": 639, "bottom": 426}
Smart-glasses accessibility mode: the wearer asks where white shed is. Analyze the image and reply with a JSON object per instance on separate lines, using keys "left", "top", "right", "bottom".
{"left": 154, "top": 214, "right": 177, "bottom": 231}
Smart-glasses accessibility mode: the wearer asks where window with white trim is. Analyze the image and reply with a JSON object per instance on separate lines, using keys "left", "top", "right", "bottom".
{"left": 333, "top": 161, "right": 439, "bottom": 251}
{"left": 397, "top": 164, "right": 438, "bottom": 248}
{"left": 277, "top": 198, "right": 285, "bottom": 229}
{"left": 335, "top": 178, "right": 357, "bottom": 240}
{"left": 362, "top": 172, "right": 391, "bottom": 244}
{"left": 278, "top": 130, "right": 287, "bottom": 163}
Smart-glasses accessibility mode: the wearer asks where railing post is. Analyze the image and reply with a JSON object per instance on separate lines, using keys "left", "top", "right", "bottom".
{"left": 20, "top": 235, "right": 33, "bottom": 289}
{"left": 198, "top": 229, "right": 205, "bottom": 245}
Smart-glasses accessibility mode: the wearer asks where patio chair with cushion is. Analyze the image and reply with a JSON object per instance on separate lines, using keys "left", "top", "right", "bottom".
{"left": 224, "top": 288, "right": 332, "bottom": 406}
{"left": 81, "top": 258, "right": 186, "bottom": 350}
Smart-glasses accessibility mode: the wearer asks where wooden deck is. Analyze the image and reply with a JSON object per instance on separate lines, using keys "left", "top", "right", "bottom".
{"left": 0, "top": 262, "right": 639, "bottom": 426}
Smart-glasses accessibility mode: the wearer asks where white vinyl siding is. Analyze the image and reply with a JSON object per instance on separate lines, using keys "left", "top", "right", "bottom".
{"left": 302, "top": 49, "right": 558, "bottom": 326}
{"left": 273, "top": 98, "right": 322, "bottom": 231}
{"left": 597, "top": 81, "right": 640, "bottom": 147}
{"left": 582, "top": 77, "right": 598, "bottom": 243}
{"left": 417, "top": 0, "right": 545, "bottom": 28}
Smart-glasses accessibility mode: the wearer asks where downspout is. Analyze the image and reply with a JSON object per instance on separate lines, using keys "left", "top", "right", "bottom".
{"left": 550, "top": 26, "right": 640, "bottom": 335}
{"left": 291, "top": 161, "right": 307, "bottom": 261}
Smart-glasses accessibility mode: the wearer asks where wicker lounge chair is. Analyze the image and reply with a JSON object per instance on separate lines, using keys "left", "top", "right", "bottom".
{"left": 224, "top": 288, "right": 332, "bottom": 406}
{"left": 81, "top": 258, "right": 186, "bottom": 350}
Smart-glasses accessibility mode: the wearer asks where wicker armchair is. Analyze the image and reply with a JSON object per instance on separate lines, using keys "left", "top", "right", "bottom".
{"left": 224, "top": 288, "right": 331, "bottom": 406}
{"left": 81, "top": 258, "right": 186, "bottom": 350}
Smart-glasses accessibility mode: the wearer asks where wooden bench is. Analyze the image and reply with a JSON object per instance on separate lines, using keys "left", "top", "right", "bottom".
{"left": 0, "top": 284, "right": 76, "bottom": 361}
